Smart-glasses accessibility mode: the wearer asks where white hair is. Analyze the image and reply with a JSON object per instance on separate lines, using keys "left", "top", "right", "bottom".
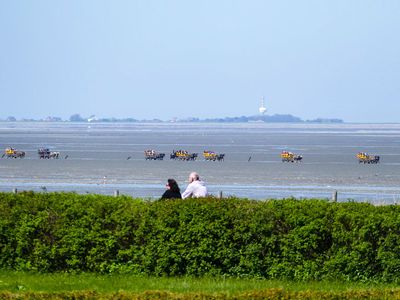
{"left": 189, "top": 172, "right": 200, "bottom": 182}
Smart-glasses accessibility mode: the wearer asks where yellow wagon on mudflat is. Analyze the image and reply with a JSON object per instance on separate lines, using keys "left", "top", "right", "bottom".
{"left": 170, "top": 150, "right": 198, "bottom": 161}
{"left": 280, "top": 151, "right": 302, "bottom": 163}
{"left": 203, "top": 150, "right": 225, "bottom": 161}
{"left": 203, "top": 151, "right": 218, "bottom": 161}
{"left": 4, "top": 147, "right": 25, "bottom": 158}
{"left": 356, "top": 152, "right": 380, "bottom": 164}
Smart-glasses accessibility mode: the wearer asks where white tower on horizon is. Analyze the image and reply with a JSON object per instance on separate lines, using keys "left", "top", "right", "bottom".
{"left": 87, "top": 115, "right": 97, "bottom": 122}
{"left": 259, "top": 96, "right": 267, "bottom": 115}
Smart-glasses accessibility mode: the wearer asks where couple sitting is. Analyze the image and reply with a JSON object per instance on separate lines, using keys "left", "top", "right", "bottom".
{"left": 161, "top": 172, "right": 207, "bottom": 200}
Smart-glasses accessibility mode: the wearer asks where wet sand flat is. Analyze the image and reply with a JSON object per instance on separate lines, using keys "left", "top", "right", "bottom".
{"left": 0, "top": 122, "right": 399, "bottom": 202}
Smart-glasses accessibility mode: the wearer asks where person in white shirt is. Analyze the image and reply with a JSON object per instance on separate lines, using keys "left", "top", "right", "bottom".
{"left": 181, "top": 172, "right": 208, "bottom": 199}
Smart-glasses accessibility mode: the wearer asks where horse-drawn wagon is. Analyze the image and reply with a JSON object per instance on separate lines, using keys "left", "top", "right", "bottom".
{"left": 144, "top": 150, "right": 165, "bottom": 160}
{"left": 170, "top": 150, "right": 198, "bottom": 161}
{"left": 280, "top": 151, "right": 302, "bottom": 163}
{"left": 356, "top": 152, "right": 380, "bottom": 164}
{"left": 38, "top": 148, "right": 60, "bottom": 159}
{"left": 4, "top": 147, "right": 25, "bottom": 158}
{"left": 203, "top": 150, "right": 225, "bottom": 161}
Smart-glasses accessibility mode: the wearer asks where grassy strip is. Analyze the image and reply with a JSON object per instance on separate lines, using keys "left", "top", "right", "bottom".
{"left": 0, "top": 272, "right": 399, "bottom": 294}
{"left": 1, "top": 289, "right": 400, "bottom": 299}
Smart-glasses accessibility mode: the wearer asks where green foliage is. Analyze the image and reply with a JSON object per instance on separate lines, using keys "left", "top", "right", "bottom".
{"left": 0, "top": 192, "right": 400, "bottom": 282}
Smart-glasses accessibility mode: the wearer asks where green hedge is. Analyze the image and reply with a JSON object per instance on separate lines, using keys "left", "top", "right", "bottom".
{"left": 0, "top": 192, "right": 400, "bottom": 281}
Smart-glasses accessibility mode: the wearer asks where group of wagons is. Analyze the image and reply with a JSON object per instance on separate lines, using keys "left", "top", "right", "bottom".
{"left": 280, "top": 151, "right": 380, "bottom": 164}
{"left": 2, "top": 147, "right": 60, "bottom": 159}
{"left": 144, "top": 149, "right": 225, "bottom": 161}
{"left": 2, "top": 147, "right": 380, "bottom": 164}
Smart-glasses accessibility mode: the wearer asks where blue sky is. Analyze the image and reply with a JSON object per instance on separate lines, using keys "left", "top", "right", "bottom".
{"left": 0, "top": 1, "right": 399, "bottom": 122}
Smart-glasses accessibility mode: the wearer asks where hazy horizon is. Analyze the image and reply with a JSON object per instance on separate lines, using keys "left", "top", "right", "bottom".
{"left": 1, "top": 112, "right": 342, "bottom": 122}
{"left": 1, "top": 1, "right": 399, "bottom": 122}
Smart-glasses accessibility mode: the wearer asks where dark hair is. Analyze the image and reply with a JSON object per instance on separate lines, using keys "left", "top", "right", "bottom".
{"left": 167, "top": 179, "right": 180, "bottom": 193}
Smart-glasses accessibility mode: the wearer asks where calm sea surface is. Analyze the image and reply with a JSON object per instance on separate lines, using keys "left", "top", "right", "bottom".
{"left": 0, "top": 122, "right": 399, "bottom": 203}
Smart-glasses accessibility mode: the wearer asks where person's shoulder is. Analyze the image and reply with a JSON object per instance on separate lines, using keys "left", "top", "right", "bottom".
{"left": 173, "top": 191, "right": 182, "bottom": 199}
{"left": 196, "top": 180, "right": 206, "bottom": 186}
{"left": 163, "top": 190, "right": 182, "bottom": 199}
{"left": 186, "top": 181, "right": 196, "bottom": 189}
{"left": 161, "top": 190, "right": 172, "bottom": 199}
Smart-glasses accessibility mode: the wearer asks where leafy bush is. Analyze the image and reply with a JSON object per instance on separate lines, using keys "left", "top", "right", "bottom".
{"left": 0, "top": 192, "right": 400, "bottom": 282}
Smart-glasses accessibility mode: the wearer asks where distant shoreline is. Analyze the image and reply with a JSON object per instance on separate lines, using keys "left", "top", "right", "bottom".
{"left": 3, "top": 120, "right": 400, "bottom": 125}
{"left": 1, "top": 114, "right": 343, "bottom": 123}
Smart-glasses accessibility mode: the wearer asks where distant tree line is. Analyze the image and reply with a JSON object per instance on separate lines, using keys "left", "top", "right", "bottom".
{"left": 179, "top": 115, "right": 343, "bottom": 123}
{"left": 1, "top": 114, "right": 343, "bottom": 123}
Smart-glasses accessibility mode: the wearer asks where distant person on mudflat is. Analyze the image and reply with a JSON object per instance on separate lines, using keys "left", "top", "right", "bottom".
{"left": 160, "top": 178, "right": 182, "bottom": 199}
{"left": 181, "top": 172, "right": 208, "bottom": 199}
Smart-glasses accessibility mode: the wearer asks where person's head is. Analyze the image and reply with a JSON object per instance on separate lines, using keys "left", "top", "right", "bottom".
{"left": 188, "top": 172, "right": 200, "bottom": 183}
{"left": 166, "top": 179, "right": 180, "bottom": 193}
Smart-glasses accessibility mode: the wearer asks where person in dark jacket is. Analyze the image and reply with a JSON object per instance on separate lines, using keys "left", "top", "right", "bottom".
{"left": 160, "top": 178, "right": 182, "bottom": 199}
